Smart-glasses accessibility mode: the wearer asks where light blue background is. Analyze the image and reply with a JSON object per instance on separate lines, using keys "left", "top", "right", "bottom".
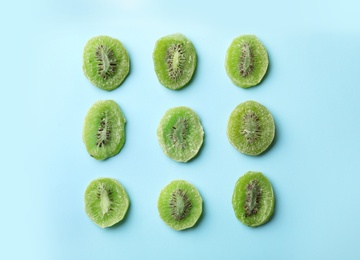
{"left": 2, "top": 0, "right": 360, "bottom": 259}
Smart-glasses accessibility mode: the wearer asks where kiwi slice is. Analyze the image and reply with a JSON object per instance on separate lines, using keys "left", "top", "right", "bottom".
{"left": 83, "top": 35, "right": 130, "bottom": 91}
{"left": 232, "top": 171, "right": 275, "bottom": 227}
{"left": 158, "top": 180, "right": 203, "bottom": 231}
{"left": 84, "top": 177, "right": 130, "bottom": 228}
{"left": 227, "top": 100, "right": 275, "bottom": 156}
{"left": 82, "top": 100, "right": 126, "bottom": 160}
{"left": 153, "top": 33, "right": 197, "bottom": 90}
{"left": 225, "top": 35, "right": 268, "bottom": 88}
{"left": 157, "top": 106, "right": 204, "bottom": 162}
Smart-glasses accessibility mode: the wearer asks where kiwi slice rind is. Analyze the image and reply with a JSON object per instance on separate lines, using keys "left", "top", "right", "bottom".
{"left": 82, "top": 100, "right": 126, "bottom": 160}
{"left": 157, "top": 106, "right": 204, "bottom": 162}
{"left": 225, "top": 35, "right": 268, "bottom": 88}
{"left": 158, "top": 180, "right": 203, "bottom": 231}
{"left": 227, "top": 100, "right": 275, "bottom": 156}
{"left": 84, "top": 177, "right": 130, "bottom": 228}
{"left": 153, "top": 33, "right": 197, "bottom": 90}
{"left": 83, "top": 35, "right": 130, "bottom": 91}
{"left": 232, "top": 171, "right": 275, "bottom": 227}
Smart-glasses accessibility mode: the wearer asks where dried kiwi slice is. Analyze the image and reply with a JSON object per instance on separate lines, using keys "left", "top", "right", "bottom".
{"left": 227, "top": 100, "right": 275, "bottom": 156}
{"left": 157, "top": 106, "right": 204, "bottom": 162}
{"left": 158, "top": 180, "right": 203, "bottom": 231}
{"left": 83, "top": 35, "right": 130, "bottom": 91}
{"left": 82, "top": 100, "right": 126, "bottom": 160}
{"left": 153, "top": 33, "right": 197, "bottom": 90}
{"left": 225, "top": 35, "right": 268, "bottom": 88}
{"left": 232, "top": 171, "right": 275, "bottom": 227}
{"left": 84, "top": 178, "right": 130, "bottom": 228}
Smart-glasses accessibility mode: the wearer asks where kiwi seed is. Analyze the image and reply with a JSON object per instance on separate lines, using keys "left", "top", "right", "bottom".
{"left": 241, "top": 111, "right": 261, "bottom": 144}
{"left": 168, "top": 117, "right": 188, "bottom": 150}
{"left": 167, "top": 43, "right": 186, "bottom": 81}
{"left": 96, "top": 111, "right": 111, "bottom": 148}
{"left": 169, "top": 189, "right": 192, "bottom": 221}
{"left": 95, "top": 45, "right": 117, "bottom": 80}
{"left": 97, "top": 183, "right": 113, "bottom": 215}
{"left": 239, "top": 42, "right": 254, "bottom": 77}
{"left": 244, "top": 180, "right": 261, "bottom": 217}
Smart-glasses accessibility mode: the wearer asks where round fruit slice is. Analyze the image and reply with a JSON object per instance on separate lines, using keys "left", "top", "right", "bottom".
{"left": 83, "top": 100, "right": 126, "bottom": 160}
{"left": 158, "top": 180, "right": 203, "bottom": 231}
{"left": 83, "top": 35, "right": 130, "bottom": 91}
{"left": 227, "top": 100, "right": 275, "bottom": 156}
{"left": 225, "top": 35, "right": 268, "bottom": 88}
{"left": 232, "top": 171, "right": 275, "bottom": 227}
{"left": 153, "top": 33, "right": 197, "bottom": 90}
{"left": 84, "top": 177, "right": 130, "bottom": 228}
{"left": 157, "top": 106, "right": 204, "bottom": 162}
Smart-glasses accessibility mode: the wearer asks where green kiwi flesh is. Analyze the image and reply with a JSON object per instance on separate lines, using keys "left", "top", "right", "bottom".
{"left": 84, "top": 177, "right": 130, "bottom": 228}
{"left": 232, "top": 171, "right": 275, "bottom": 227}
{"left": 157, "top": 106, "right": 204, "bottom": 162}
{"left": 83, "top": 100, "right": 126, "bottom": 160}
{"left": 83, "top": 35, "right": 130, "bottom": 91}
{"left": 225, "top": 35, "right": 268, "bottom": 88}
{"left": 158, "top": 180, "right": 203, "bottom": 230}
{"left": 153, "top": 33, "right": 197, "bottom": 90}
{"left": 227, "top": 100, "right": 275, "bottom": 156}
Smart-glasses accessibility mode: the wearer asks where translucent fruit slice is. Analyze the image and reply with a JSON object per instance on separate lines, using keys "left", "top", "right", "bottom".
{"left": 153, "top": 33, "right": 197, "bottom": 90}
{"left": 158, "top": 180, "right": 203, "bottom": 231}
{"left": 83, "top": 35, "right": 130, "bottom": 91}
{"left": 82, "top": 100, "right": 126, "bottom": 160}
{"left": 157, "top": 106, "right": 204, "bottom": 162}
{"left": 227, "top": 100, "right": 275, "bottom": 156}
{"left": 232, "top": 171, "right": 275, "bottom": 227}
{"left": 225, "top": 35, "right": 268, "bottom": 88}
{"left": 84, "top": 178, "right": 130, "bottom": 228}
